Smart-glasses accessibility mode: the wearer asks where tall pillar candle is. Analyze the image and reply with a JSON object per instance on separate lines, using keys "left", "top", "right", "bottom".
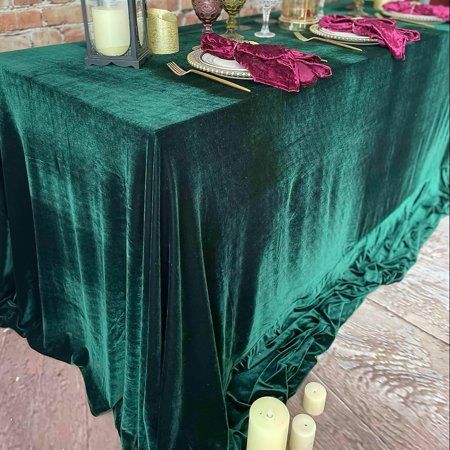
{"left": 246, "top": 397, "right": 290, "bottom": 450}
{"left": 289, "top": 414, "right": 316, "bottom": 450}
{"left": 92, "top": 6, "right": 130, "bottom": 56}
{"left": 303, "top": 382, "right": 327, "bottom": 416}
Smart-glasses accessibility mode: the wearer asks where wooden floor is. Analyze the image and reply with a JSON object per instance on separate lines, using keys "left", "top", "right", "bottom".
{"left": 1, "top": 217, "right": 448, "bottom": 450}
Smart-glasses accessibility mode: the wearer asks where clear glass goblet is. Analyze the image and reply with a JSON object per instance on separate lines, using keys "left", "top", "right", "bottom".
{"left": 255, "top": 0, "right": 278, "bottom": 38}
{"left": 222, "top": 0, "right": 247, "bottom": 41}
{"left": 192, "top": 0, "right": 224, "bottom": 33}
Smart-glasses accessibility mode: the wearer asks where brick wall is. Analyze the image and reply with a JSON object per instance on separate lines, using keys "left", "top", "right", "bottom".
{"left": 0, "top": 0, "right": 260, "bottom": 52}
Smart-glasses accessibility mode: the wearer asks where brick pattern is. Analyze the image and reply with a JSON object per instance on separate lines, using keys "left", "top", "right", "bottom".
{"left": 0, "top": 0, "right": 263, "bottom": 52}
{"left": 0, "top": 0, "right": 85, "bottom": 51}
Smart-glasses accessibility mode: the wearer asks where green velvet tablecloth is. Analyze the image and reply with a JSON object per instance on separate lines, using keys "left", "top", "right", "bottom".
{"left": 0, "top": 3, "right": 449, "bottom": 449}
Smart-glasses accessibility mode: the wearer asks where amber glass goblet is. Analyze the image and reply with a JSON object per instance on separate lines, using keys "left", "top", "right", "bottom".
{"left": 222, "top": 0, "right": 247, "bottom": 41}
{"left": 192, "top": 0, "right": 224, "bottom": 33}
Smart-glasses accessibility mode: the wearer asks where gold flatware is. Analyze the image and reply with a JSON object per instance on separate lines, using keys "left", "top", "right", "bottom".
{"left": 166, "top": 61, "right": 251, "bottom": 93}
{"left": 375, "top": 11, "right": 436, "bottom": 28}
{"left": 294, "top": 31, "right": 364, "bottom": 52}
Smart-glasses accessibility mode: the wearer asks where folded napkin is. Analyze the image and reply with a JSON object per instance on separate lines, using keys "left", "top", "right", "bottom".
{"left": 319, "top": 15, "right": 420, "bottom": 60}
{"left": 383, "top": 1, "right": 449, "bottom": 21}
{"left": 201, "top": 33, "right": 332, "bottom": 92}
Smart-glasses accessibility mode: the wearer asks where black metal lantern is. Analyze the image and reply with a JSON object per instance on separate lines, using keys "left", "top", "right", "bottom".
{"left": 81, "top": 0, "right": 149, "bottom": 68}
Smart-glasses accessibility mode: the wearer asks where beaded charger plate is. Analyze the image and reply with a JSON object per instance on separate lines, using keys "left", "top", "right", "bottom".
{"left": 309, "top": 24, "right": 379, "bottom": 45}
{"left": 187, "top": 48, "right": 253, "bottom": 80}
{"left": 381, "top": 9, "right": 444, "bottom": 22}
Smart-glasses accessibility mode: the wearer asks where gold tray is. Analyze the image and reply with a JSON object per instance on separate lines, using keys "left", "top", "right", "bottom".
{"left": 187, "top": 48, "right": 253, "bottom": 80}
{"left": 381, "top": 8, "right": 445, "bottom": 22}
{"left": 309, "top": 24, "right": 379, "bottom": 45}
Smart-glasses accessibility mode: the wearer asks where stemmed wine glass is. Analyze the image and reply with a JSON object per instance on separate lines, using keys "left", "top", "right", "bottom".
{"left": 255, "top": 0, "right": 278, "bottom": 38}
{"left": 222, "top": 0, "right": 247, "bottom": 41}
{"left": 192, "top": 0, "right": 224, "bottom": 33}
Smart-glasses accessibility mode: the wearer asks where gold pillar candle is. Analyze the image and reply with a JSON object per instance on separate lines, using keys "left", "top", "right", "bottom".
{"left": 92, "top": 6, "right": 130, "bottom": 56}
{"left": 303, "top": 382, "right": 327, "bottom": 416}
{"left": 246, "top": 397, "right": 290, "bottom": 450}
{"left": 147, "top": 8, "right": 179, "bottom": 55}
{"left": 289, "top": 414, "right": 316, "bottom": 450}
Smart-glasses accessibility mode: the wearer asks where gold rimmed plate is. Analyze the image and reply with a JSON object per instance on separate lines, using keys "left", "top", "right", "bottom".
{"left": 187, "top": 48, "right": 253, "bottom": 80}
{"left": 309, "top": 23, "right": 379, "bottom": 45}
{"left": 381, "top": 8, "right": 445, "bottom": 22}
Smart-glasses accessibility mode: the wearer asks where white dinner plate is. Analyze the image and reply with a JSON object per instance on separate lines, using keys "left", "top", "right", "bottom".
{"left": 381, "top": 8, "right": 444, "bottom": 22}
{"left": 309, "top": 24, "right": 379, "bottom": 45}
{"left": 187, "top": 48, "right": 252, "bottom": 80}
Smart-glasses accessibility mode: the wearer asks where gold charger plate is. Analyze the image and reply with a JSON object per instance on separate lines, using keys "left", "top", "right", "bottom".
{"left": 381, "top": 8, "right": 445, "bottom": 22}
{"left": 309, "top": 24, "right": 379, "bottom": 45}
{"left": 187, "top": 48, "right": 253, "bottom": 80}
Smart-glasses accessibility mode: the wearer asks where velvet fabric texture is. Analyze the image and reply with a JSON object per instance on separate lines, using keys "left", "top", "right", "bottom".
{"left": 319, "top": 15, "right": 420, "bottom": 59}
{"left": 0, "top": 4, "right": 449, "bottom": 450}
{"left": 384, "top": 1, "right": 450, "bottom": 21}
{"left": 200, "top": 33, "right": 332, "bottom": 92}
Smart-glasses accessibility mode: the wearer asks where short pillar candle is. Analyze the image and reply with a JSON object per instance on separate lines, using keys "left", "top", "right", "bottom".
{"left": 289, "top": 414, "right": 316, "bottom": 450}
{"left": 246, "top": 397, "right": 290, "bottom": 450}
{"left": 303, "top": 382, "right": 327, "bottom": 416}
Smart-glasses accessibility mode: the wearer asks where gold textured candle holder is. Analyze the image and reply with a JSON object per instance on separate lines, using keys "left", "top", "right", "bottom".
{"left": 279, "top": 0, "right": 319, "bottom": 30}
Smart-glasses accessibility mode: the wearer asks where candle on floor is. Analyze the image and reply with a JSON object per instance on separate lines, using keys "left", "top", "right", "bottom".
{"left": 303, "top": 382, "right": 327, "bottom": 416}
{"left": 246, "top": 397, "right": 290, "bottom": 450}
{"left": 92, "top": 5, "right": 130, "bottom": 56}
{"left": 289, "top": 414, "right": 316, "bottom": 450}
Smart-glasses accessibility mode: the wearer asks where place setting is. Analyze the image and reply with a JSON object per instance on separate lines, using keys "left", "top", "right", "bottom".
{"left": 171, "top": 0, "right": 449, "bottom": 93}
{"left": 176, "top": 0, "right": 334, "bottom": 92}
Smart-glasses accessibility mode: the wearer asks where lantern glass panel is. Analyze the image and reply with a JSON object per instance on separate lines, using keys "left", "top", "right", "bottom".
{"left": 88, "top": 0, "right": 131, "bottom": 57}
{"left": 135, "top": 0, "right": 146, "bottom": 47}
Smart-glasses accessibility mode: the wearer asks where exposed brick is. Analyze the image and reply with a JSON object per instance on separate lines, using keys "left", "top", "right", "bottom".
{"left": 13, "top": 0, "right": 42, "bottom": 6}
{"left": 184, "top": 10, "right": 201, "bottom": 25}
{"left": 42, "top": 5, "right": 82, "bottom": 26}
{"left": 149, "top": 0, "right": 179, "bottom": 12}
{"left": 0, "top": 33, "right": 31, "bottom": 51}
{"left": 61, "top": 23, "right": 84, "bottom": 42}
{"left": 181, "top": 0, "right": 192, "bottom": 11}
{"left": 0, "top": 10, "right": 41, "bottom": 33}
{"left": 31, "top": 27, "right": 63, "bottom": 46}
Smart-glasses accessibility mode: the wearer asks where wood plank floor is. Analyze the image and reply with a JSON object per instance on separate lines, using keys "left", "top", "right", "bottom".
{"left": 1, "top": 217, "right": 448, "bottom": 450}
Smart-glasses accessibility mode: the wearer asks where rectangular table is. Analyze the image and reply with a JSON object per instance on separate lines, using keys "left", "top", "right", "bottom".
{"left": 0, "top": 4, "right": 448, "bottom": 449}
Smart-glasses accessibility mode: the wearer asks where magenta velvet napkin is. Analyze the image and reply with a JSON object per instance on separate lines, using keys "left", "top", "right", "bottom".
{"left": 319, "top": 15, "right": 420, "bottom": 60}
{"left": 383, "top": 1, "right": 449, "bottom": 21}
{"left": 200, "top": 33, "right": 332, "bottom": 92}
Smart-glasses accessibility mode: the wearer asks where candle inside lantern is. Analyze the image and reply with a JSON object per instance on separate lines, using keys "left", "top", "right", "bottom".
{"left": 92, "top": 4, "right": 130, "bottom": 56}
{"left": 303, "top": 382, "right": 327, "bottom": 416}
{"left": 246, "top": 397, "right": 290, "bottom": 450}
{"left": 289, "top": 414, "right": 316, "bottom": 450}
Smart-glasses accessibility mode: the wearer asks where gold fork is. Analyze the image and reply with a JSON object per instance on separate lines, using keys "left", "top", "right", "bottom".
{"left": 166, "top": 61, "right": 251, "bottom": 93}
{"left": 374, "top": 12, "right": 436, "bottom": 28}
{"left": 294, "top": 31, "right": 363, "bottom": 52}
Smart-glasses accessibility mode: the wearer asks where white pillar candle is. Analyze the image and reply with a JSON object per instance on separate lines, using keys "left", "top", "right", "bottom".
{"left": 289, "top": 414, "right": 316, "bottom": 450}
{"left": 92, "top": 6, "right": 130, "bottom": 56}
{"left": 246, "top": 397, "right": 290, "bottom": 450}
{"left": 303, "top": 382, "right": 326, "bottom": 416}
